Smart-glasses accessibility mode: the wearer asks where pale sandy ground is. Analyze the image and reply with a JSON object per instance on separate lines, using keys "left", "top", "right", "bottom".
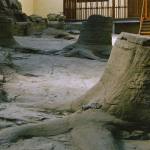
{"left": 0, "top": 53, "right": 106, "bottom": 121}
{"left": 0, "top": 36, "right": 106, "bottom": 150}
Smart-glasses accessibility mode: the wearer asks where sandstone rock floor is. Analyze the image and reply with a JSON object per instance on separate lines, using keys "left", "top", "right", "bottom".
{"left": 0, "top": 36, "right": 106, "bottom": 150}
{"left": 0, "top": 35, "right": 150, "bottom": 150}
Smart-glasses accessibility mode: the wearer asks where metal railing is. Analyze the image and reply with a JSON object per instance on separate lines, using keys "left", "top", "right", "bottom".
{"left": 64, "top": 0, "right": 143, "bottom": 21}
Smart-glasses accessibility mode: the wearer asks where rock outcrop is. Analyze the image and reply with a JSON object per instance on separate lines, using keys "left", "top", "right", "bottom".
{"left": 0, "top": 0, "right": 26, "bottom": 47}
{"left": 0, "top": 0, "right": 27, "bottom": 22}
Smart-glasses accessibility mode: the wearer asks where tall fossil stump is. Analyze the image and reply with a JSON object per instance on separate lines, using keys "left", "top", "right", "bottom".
{"left": 72, "top": 32, "right": 150, "bottom": 124}
{"left": 78, "top": 15, "right": 112, "bottom": 58}
{"left": 62, "top": 15, "right": 112, "bottom": 60}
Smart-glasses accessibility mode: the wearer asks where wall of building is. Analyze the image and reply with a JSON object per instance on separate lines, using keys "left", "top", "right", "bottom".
{"left": 34, "top": 0, "right": 63, "bottom": 17}
{"left": 19, "top": 0, "right": 34, "bottom": 15}
{"left": 19, "top": 0, "right": 63, "bottom": 17}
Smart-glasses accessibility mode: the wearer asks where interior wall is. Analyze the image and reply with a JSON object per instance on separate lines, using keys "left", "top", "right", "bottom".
{"left": 19, "top": 0, "right": 63, "bottom": 17}
{"left": 34, "top": 0, "right": 63, "bottom": 17}
{"left": 19, "top": 0, "right": 34, "bottom": 15}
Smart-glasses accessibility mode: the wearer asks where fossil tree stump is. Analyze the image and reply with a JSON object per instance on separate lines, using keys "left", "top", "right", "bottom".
{"left": 70, "top": 32, "right": 150, "bottom": 124}
{"left": 61, "top": 15, "right": 112, "bottom": 60}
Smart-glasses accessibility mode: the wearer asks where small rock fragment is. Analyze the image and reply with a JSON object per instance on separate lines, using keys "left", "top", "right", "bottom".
{"left": 0, "top": 75, "right": 4, "bottom": 82}
{"left": 82, "top": 103, "right": 102, "bottom": 111}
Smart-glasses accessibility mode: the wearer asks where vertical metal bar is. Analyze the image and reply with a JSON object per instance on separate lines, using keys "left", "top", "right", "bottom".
{"left": 145, "top": 0, "right": 148, "bottom": 18}
{"left": 63, "top": 0, "right": 65, "bottom": 18}
{"left": 124, "top": 0, "right": 126, "bottom": 18}
{"left": 96, "top": 1, "right": 98, "bottom": 15}
{"left": 112, "top": 0, "right": 115, "bottom": 18}
{"left": 107, "top": 1, "right": 109, "bottom": 17}
{"left": 75, "top": 0, "right": 77, "bottom": 20}
{"left": 85, "top": 1, "right": 87, "bottom": 19}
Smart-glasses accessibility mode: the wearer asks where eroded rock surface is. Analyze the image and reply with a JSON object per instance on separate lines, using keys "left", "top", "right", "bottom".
{"left": 0, "top": 33, "right": 149, "bottom": 150}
